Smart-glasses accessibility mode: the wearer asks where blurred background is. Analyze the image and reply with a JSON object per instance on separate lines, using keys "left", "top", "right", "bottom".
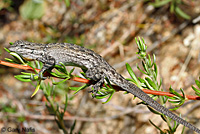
{"left": 0, "top": 0, "right": 200, "bottom": 134}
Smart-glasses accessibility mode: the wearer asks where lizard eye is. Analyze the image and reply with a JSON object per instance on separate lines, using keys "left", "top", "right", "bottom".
{"left": 14, "top": 40, "right": 26, "bottom": 47}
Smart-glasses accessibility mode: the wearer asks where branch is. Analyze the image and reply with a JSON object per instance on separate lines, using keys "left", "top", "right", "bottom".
{"left": 1, "top": 60, "right": 200, "bottom": 100}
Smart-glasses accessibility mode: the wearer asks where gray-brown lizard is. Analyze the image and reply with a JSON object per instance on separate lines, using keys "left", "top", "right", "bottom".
{"left": 9, "top": 40, "right": 200, "bottom": 133}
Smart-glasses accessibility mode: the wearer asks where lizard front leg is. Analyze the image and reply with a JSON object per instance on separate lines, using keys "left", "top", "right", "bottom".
{"left": 35, "top": 55, "right": 55, "bottom": 80}
{"left": 85, "top": 67, "right": 105, "bottom": 95}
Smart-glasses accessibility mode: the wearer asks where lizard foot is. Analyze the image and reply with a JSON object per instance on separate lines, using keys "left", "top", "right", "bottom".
{"left": 85, "top": 67, "right": 105, "bottom": 97}
{"left": 89, "top": 78, "right": 104, "bottom": 97}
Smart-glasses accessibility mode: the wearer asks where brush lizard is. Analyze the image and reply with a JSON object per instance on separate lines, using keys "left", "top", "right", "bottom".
{"left": 9, "top": 40, "right": 200, "bottom": 133}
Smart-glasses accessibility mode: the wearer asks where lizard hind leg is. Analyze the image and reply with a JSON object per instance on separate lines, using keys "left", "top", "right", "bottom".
{"left": 85, "top": 68, "right": 105, "bottom": 96}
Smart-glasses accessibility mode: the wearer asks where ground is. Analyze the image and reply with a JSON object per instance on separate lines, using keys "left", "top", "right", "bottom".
{"left": 0, "top": 0, "right": 200, "bottom": 134}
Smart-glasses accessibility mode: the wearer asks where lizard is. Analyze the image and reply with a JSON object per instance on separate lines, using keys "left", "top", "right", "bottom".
{"left": 9, "top": 40, "right": 200, "bottom": 133}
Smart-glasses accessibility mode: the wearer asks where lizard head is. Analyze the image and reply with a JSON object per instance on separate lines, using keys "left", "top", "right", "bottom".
{"left": 9, "top": 40, "right": 44, "bottom": 61}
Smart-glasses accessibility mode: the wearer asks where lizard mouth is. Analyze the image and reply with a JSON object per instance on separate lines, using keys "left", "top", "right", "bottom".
{"left": 8, "top": 47, "right": 16, "bottom": 52}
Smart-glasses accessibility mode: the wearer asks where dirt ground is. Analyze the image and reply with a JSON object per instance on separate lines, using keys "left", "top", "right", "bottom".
{"left": 0, "top": 0, "right": 200, "bottom": 134}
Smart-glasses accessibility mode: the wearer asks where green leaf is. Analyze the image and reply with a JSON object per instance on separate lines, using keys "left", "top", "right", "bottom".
{"left": 168, "top": 99, "right": 180, "bottom": 103}
{"left": 64, "top": 95, "right": 68, "bottom": 113}
{"left": 145, "top": 77, "right": 157, "bottom": 90}
{"left": 59, "top": 62, "right": 68, "bottom": 74}
{"left": 147, "top": 105, "right": 162, "bottom": 115}
{"left": 95, "top": 94, "right": 110, "bottom": 99}
{"left": 69, "top": 86, "right": 80, "bottom": 91}
{"left": 151, "top": 0, "right": 172, "bottom": 7}
{"left": 180, "top": 88, "right": 185, "bottom": 99}
{"left": 192, "top": 85, "right": 200, "bottom": 96}
{"left": 195, "top": 92, "right": 200, "bottom": 97}
{"left": 20, "top": 0, "right": 46, "bottom": 20}
{"left": 34, "top": 60, "right": 42, "bottom": 69}
{"left": 70, "top": 84, "right": 89, "bottom": 94}
{"left": 9, "top": 42, "right": 14, "bottom": 45}
{"left": 149, "top": 120, "right": 165, "bottom": 133}
{"left": 4, "top": 47, "right": 11, "bottom": 53}
{"left": 126, "top": 78, "right": 136, "bottom": 83}
{"left": 181, "top": 125, "right": 186, "bottom": 134}
{"left": 175, "top": 6, "right": 191, "bottom": 20}
{"left": 55, "top": 119, "right": 62, "bottom": 129}
{"left": 167, "top": 88, "right": 185, "bottom": 110}
{"left": 160, "top": 114, "right": 167, "bottom": 123}
{"left": 147, "top": 54, "right": 152, "bottom": 67}
{"left": 135, "top": 37, "right": 139, "bottom": 48}
{"left": 50, "top": 72, "right": 66, "bottom": 78}
{"left": 64, "top": 0, "right": 70, "bottom": 7}
{"left": 60, "top": 94, "right": 68, "bottom": 119}
{"left": 43, "top": 80, "right": 55, "bottom": 96}
{"left": 169, "top": 87, "right": 184, "bottom": 99}
{"left": 172, "top": 120, "right": 178, "bottom": 131}
{"left": 105, "top": 77, "right": 113, "bottom": 88}
{"left": 126, "top": 63, "right": 139, "bottom": 85}
{"left": 4, "top": 58, "right": 14, "bottom": 62}
{"left": 170, "top": 0, "right": 175, "bottom": 13}
{"left": 102, "top": 90, "right": 115, "bottom": 104}
{"left": 53, "top": 77, "right": 70, "bottom": 85}
{"left": 142, "top": 61, "right": 149, "bottom": 74}
{"left": 69, "top": 68, "right": 75, "bottom": 75}
{"left": 10, "top": 52, "right": 26, "bottom": 65}
{"left": 103, "top": 81, "right": 110, "bottom": 90}
{"left": 195, "top": 80, "right": 200, "bottom": 89}
{"left": 138, "top": 77, "right": 145, "bottom": 84}
{"left": 153, "top": 62, "right": 158, "bottom": 78}
{"left": 158, "top": 78, "right": 162, "bottom": 89}
{"left": 137, "top": 64, "right": 147, "bottom": 75}
{"left": 27, "top": 62, "right": 39, "bottom": 74}
{"left": 14, "top": 75, "right": 32, "bottom": 82}
{"left": 143, "top": 78, "right": 154, "bottom": 90}
{"left": 70, "top": 120, "right": 76, "bottom": 134}
{"left": 31, "top": 80, "right": 41, "bottom": 97}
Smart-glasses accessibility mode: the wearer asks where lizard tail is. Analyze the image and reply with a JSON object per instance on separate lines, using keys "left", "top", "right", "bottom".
{"left": 112, "top": 76, "right": 200, "bottom": 133}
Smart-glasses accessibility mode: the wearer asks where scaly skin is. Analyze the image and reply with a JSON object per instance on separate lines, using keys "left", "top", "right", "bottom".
{"left": 9, "top": 40, "right": 200, "bottom": 133}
